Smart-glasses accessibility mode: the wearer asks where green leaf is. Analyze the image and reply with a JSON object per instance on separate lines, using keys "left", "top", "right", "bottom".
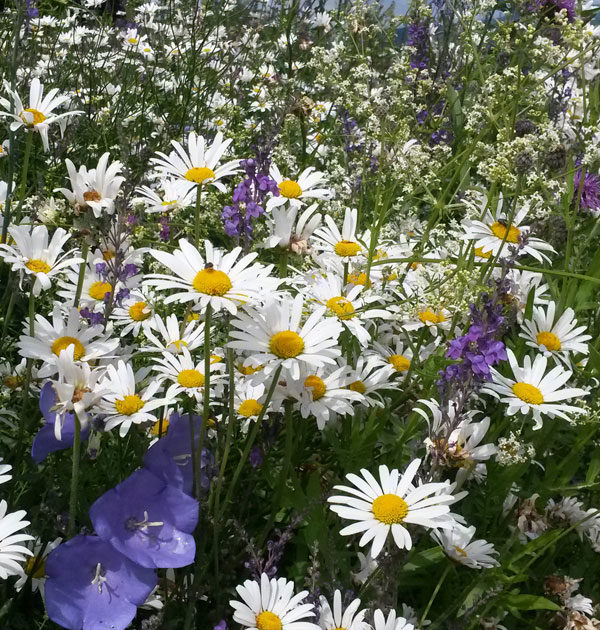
{"left": 502, "top": 593, "right": 561, "bottom": 611}
{"left": 401, "top": 545, "right": 445, "bottom": 573}
{"left": 585, "top": 447, "right": 600, "bottom": 484}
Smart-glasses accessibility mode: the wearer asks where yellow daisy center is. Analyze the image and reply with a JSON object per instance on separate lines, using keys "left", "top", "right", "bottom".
{"left": 490, "top": 221, "right": 521, "bottom": 244}
{"left": 89, "top": 281, "right": 112, "bottom": 301}
{"left": 512, "top": 382, "right": 544, "bottom": 405}
{"left": 278, "top": 180, "right": 302, "bottom": 198}
{"left": 129, "top": 301, "right": 150, "bottom": 321}
{"left": 171, "top": 339, "right": 188, "bottom": 351}
{"left": 184, "top": 166, "right": 215, "bottom": 184}
{"left": 114, "top": 394, "right": 145, "bottom": 415}
{"left": 474, "top": 247, "right": 491, "bottom": 259}
{"left": 238, "top": 399, "right": 263, "bottom": 417}
{"left": 334, "top": 240, "right": 361, "bottom": 257}
{"left": 151, "top": 418, "right": 169, "bottom": 436}
{"left": 102, "top": 249, "right": 115, "bottom": 261}
{"left": 25, "top": 556, "right": 46, "bottom": 579}
{"left": 177, "top": 369, "right": 205, "bottom": 388}
{"left": 453, "top": 545, "right": 468, "bottom": 557}
{"left": 269, "top": 330, "right": 305, "bottom": 359}
{"left": 192, "top": 268, "right": 232, "bottom": 296}
{"left": 238, "top": 363, "right": 263, "bottom": 375}
{"left": 256, "top": 611, "right": 282, "bottom": 630}
{"left": 372, "top": 493, "right": 409, "bottom": 525}
{"left": 418, "top": 308, "right": 446, "bottom": 325}
{"left": 389, "top": 354, "right": 411, "bottom": 372}
{"left": 25, "top": 258, "right": 51, "bottom": 274}
{"left": 346, "top": 271, "right": 369, "bottom": 287}
{"left": 161, "top": 200, "right": 177, "bottom": 206}
{"left": 326, "top": 296, "right": 355, "bottom": 320}
{"left": 349, "top": 380, "right": 366, "bottom": 393}
{"left": 210, "top": 354, "right": 223, "bottom": 364}
{"left": 536, "top": 331, "right": 561, "bottom": 351}
{"left": 20, "top": 108, "right": 46, "bottom": 125}
{"left": 128, "top": 37, "right": 138, "bottom": 43}
{"left": 51, "top": 336, "right": 85, "bottom": 361}
{"left": 304, "top": 374, "right": 326, "bottom": 400}
{"left": 83, "top": 190, "right": 101, "bottom": 203}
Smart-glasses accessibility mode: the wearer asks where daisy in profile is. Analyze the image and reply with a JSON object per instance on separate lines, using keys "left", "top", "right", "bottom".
{"left": 505, "top": 270, "right": 551, "bottom": 319}
{"left": 150, "top": 131, "right": 239, "bottom": 192}
{"left": 14, "top": 537, "right": 62, "bottom": 596}
{"left": 228, "top": 294, "right": 343, "bottom": 380}
{"left": 432, "top": 524, "right": 498, "bottom": 569}
{"left": 133, "top": 179, "right": 195, "bottom": 213}
{"left": 262, "top": 203, "right": 322, "bottom": 254}
{"left": 0, "top": 500, "right": 34, "bottom": 579}
{"left": 313, "top": 208, "right": 363, "bottom": 261}
{"left": 98, "top": 361, "right": 169, "bottom": 437}
{"left": 55, "top": 153, "right": 125, "bottom": 217}
{"left": 0, "top": 78, "right": 82, "bottom": 151}
{"left": 143, "top": 314, "right": 205, "bottom": 354}
{"left": 230, "top": 572, "right": 319, "bottom": 630}
{"left": 145, "top": 239, "right": 277, "bottom": 315}
{"left": 462, "top": 205, "right": 555, "bottom": 263}
{"left": 372, "top": 609, "right": 414, "bottom": 630}
{"left": 328, "top": 459, "right": 459, "bottom": 558}
{"left": 318, "top": 590, "right": 369, "bottom": 630}
{"left": 266, "top": 164, "right": 331, "bottom": 211}
{"left": 18, "top": 306, "right": 119, "bottom": 377}
{"left": 482, "top": 349, "right": 587, "bottom": 430}
{"left": 0, "top": 224, "right": 81, "bottom": 295}
{"left": 520, "top": 302, "right": 591, "bottom": 364}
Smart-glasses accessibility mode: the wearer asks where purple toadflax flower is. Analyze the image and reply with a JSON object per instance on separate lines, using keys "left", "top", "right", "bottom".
{"left": 89, "top": 468, "right": 198, "bottom": 569}
{"left": 573, "top": 170, "right": 600, "bottom": 215}
{"left": 45, "top": 535, "right": 157, "bottom": 630}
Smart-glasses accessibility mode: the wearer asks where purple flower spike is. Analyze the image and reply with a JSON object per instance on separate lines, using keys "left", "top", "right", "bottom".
{"left": 45, "top": 535, "right": 157, "bottom": 630}
{"left": 89, "top": 468, "right": 198, "bottom": 569}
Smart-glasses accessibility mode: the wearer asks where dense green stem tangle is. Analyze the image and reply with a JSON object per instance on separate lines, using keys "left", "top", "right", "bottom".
{"left": 68, "top": 414, "right": 83, "bottom": 538}
{"left": 73, "top": 241, "right": 90, "bottom": 308}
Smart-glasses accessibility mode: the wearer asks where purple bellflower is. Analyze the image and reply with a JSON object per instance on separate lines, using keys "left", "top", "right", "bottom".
{"left": 45, "top": 535, "right": 157, "bottom": 630}
{"left": 89, "top": 468, "right": 198, "bottom": 569}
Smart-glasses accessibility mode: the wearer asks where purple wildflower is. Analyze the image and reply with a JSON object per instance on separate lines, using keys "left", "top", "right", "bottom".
{"left": 79, "top": 307, "right": 105, "bottom": 327}
{"left": 573, "top": 170, "right": 600, "bottom": 215}
{"left": 159, "top": 214, "right": 170, "bottom": 241}
{"left": 249, "top": 445, "right": 263, "bottom": 468}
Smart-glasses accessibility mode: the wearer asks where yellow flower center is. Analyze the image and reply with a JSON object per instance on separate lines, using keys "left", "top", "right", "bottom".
{"left": 187, "top": 313, "right": 200, "bottom": 322}
{"left": 102, "top": 249, "right": 115, "bottom": 261}
{"left": 326, "top": 296, "right": 355, "bottom": 320}
{"left": 389, "top": 354, "right": 411, "bottom": 372}
{"left": 238, "top": 363, "right": 263, "bottom": 375}
{"left": 372, "top": 494, "right": 409, "bottom": 525}
{"left": 129, "top": 301, "right": 150, "bottom": 321}
{"left": 20, "top": 108, "right": 46, "bottom": 125}
{"left": 114, "top": 394, "right": 145, "bottom": 415}
{"left": 171, "top": 339, "right": 188, "bottom": 351}
{"left": 210, "top": 354, "right": 222, "bottom": 364}
{"left": 151, "top": 418, "right": 169, "bottom": 436}
{"left": 83, "top": 190, "right": 101, "bottom": 203}
{"left": 278, "top": 180, "right": 302, "bottom": 198}
{"left": 25, "top": 258, "right": 51, "bottom": 274}
{"left": 512, "top": 382, "right": 544, "bottom": 405}
{"left": 3, "top": 375, "right": 19, "bottom": 389}
{"left": 25, "top": 556, "right": 46, "bottom": 579}
{"left": 192, "top": 268, "right": 232, "bottom": 296}
{"left": 349, "top": 380, "right": 366, "bottom": 393}
{"left": 128, "top": 37, "right": 138, "bottom": 43}
{"left": 161, "top": 199, "right": 177, "bottom": 206}
{"left": 453, "top": 545, "right": 468, "bottom": 557}
{"left": 334, "top": 240, "right": 361, "bottom": 257}
{"left": 304, "top": 374, "right": 326, "bottom": 400}
{"left": 346, "top": 271, "right": 369, "bottom": 287}
{"left": 474, "top": 247, "right": 492, "bottom": 259}
{"left": 51, "top": 336, "right": 85, "bottom": 361}
{"left": 256, "top": 611, "right": 282, "bottom": 630}
{"left": 490, "top": 221, "right": 521, "bottom": 244}
{"left": 269, "top": 330, "right": 305, "bottom": 359}
{"left": 418, "top": 308, "right": 446, "bottom": 325}
{"left": 89, "top": 281, "right": 112, "bottom": 301}
{"left": 238, "top": 399, "right": 263, "bottom": 417}
{"left": 536, "top": 331, "right": 561, "bottom": 351}
{"left": 177, "top": 369, "right": 205, "bottom": 388}
{"left": 184, "top": 166, "right": 215, "bottom": 184}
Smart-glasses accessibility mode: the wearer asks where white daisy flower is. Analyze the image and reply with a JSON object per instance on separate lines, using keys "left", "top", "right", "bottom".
{"left": 0, "top": 459, "right": 11, "bottom": 485}
{"left": 55, "top": 153, "right": 125, "bottom": 218}
{"left": 432, "top": 523, "right": 499, "bottom": 569}
{"left": 371, "top": 609, "right": 414, "bottom": 630}
{"left": 150, "top": 131, "right": 239, "bottom": 192}
{"left": 145, "top": 239, "right": 277, "bottom": 315}
{"left": 313, "top": 208, "right": 363, "bottom": 261}
{"left": 318, "top": 590, "right": 369, "bottom": 630}
{"left": 0, "top": 224, "right": 81, "bottom": 295}
{"left": 266, "top": 164, "right": 332, "bottom": 211}
{"left": 18, "top": 306, "right": 119, "bottom": 377}
{"left": 98, "top": 361, "right": 169, "bottom": 437}
{"left": 346, "top": 354, "right": 397, "bottom": 408}
{"left": 328, "top": 459, "right": 460, "bottom": 558}
{"left": 482, "top": 349, "right": 587, "bottom": 430}
{"left": 0, "top": 78, "right": 83, "bottom": 151}
{"left": 234, "top": 379, "right": 267, "bottom": 431}
{"left": 110, "top": 292, "right": 156, "bottom": 337}
{"left": 505, "top": 269, "right": 550, "bottom": 320}
{"left": 373, "top": 338, "right": 414, "bottom": 377}
{"left": 143, "top": 313, "right": 205, "bottom": 354}
{"left": 230, "top": 572, "right": 319, "bottom": 630}
{"left": 14, "top": 537, "right": 62, "bottom": 596}
{"left": 520, "top": 302, "right": 591, "bottom": 363}
{"left": 0, "top": 500, "right": 34, "bottom": 579}
{"left": 228, "top": 294, "right": 343, "bottom": 380}
{"left": 402, "top": 306, "right": 452, "bottom": 335}
{"left": 133, "top": 179, "right": 195, "bottom": 213}
{"left": 262, "top": 203, "right": 322, "bottom": 254}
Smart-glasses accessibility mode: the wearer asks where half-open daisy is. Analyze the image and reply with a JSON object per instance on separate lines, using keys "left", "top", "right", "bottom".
{"left": 482, "top": 349, "right": 587, "bottom": 429}
{"left": 262, "top": 203, "right": 322, "bottom": 254}
{"left": 328, "top": 459, "right": 459, "bottom": 558}
{"left": 142, "top": 314, "right": 205, "bottom": 354}
{"left": 318, "top": 590, "right": 369, "bottom": 630}
{"left": 372, "top": 609, "right": 414, "bottom": 630}
{"left": 133, "top": 178, "right": 195, "bottom": 213}
{"left": 431, "top": 523, "right": 499, "bottom": 569}
{"left": 266, "top": 164, "right": 331, "bottom": 211}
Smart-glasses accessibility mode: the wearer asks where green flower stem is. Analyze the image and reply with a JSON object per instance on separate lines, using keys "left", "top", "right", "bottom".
{"left": 67, "top": 414, "right": 83, "bottom": 538}
{"left": 73, "top": 241, "right": 90, "bottom": 308}
{"left": 418, "top": 562, "right": 451, "bottom": 629}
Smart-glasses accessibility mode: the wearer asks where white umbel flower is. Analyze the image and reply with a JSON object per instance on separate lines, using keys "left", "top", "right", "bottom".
{"left": 482, "top": 349, "right": 587, "bottom": 430}
{"left": 230, "top": 572, "right": 319, "bottom": 630}
{"left": 318, "top": 590, "right": 369, "bottom": 630}
{"left": 431, "top": 524, "right": 499, "bottom": 568}
{"left": 328, "top": 459, "right": 460, "bottom": 558}
{"left": 0, "top": 500, "right": 34, "bottom": 579}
